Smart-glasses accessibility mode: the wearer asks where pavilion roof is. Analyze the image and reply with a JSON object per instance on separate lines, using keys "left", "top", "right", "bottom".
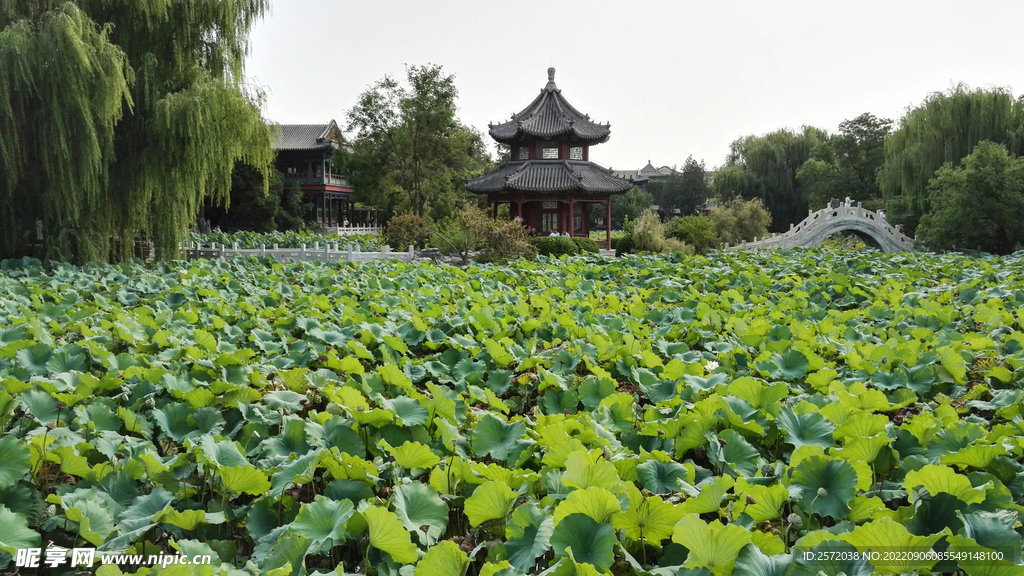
{"left": 273, "top": 121, "right": 342, "bottom": 152}
{"left": 465, "top": 160, "right": 636, "bottom": 195}
{"left": 488, "top": 68, "right": 611, "bottom": 145}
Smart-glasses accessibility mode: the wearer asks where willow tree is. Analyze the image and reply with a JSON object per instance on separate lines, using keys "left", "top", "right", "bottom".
{"left": 712, "top": 126, "right": 827, "bottom": 231}
{"left": 0, "top": 1, "right": 274, "bottom": 262}
{"left": 877, "top": 85, "right": 1024, "bottom": 231}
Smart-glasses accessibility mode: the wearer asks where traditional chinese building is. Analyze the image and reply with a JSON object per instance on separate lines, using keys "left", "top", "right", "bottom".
{"left": 465, "top": 68, "right": 639, "bottom": 248}
{"left": 273, "top": 121, "right": 360, "bottom": 227}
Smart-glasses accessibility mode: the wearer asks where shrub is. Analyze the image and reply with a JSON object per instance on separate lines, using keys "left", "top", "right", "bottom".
{"left": 708, "top": 198, "right": 771, "bottom": 246}
{"left": 481, "top": 217, "right": 536, "bottom": 262}
{"left": 529, "top": 236, "right": 580, "bottom": 256}
{"left": 666, "top": 216, "right": 717, "bottom": 254}
{"left": 571, "top": 237, "right": 599, "bottom": 254}
{"left": 619, "top": 210, "right": 693, "bottom": 255}
{"left": 613, "top": 236, "right": 634, "bottom": 257}
{"left": 384, "top": 212, "right": 431, "bottom": 249}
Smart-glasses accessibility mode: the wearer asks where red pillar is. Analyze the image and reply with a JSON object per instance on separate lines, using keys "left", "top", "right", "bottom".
{"left": 568, "top": 193, "right": 575, "bottom": 237}
{"left": 517, "top": 194, "right": 523, "bottom": 219}
{"left": 605, "top": 196, "right": 612, "bottom": 250}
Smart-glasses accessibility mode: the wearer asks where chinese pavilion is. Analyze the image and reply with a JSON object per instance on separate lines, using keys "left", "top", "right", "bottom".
{"left": 273, "top": 121, "right": 359, "bottom": 227}
{"left": 465, "top": 68, "right": 638, "bottom": 248}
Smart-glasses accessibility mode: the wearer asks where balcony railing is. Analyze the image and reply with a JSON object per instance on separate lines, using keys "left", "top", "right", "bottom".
{"left": 283, "top": 172, "right": 350, "bottom": 187}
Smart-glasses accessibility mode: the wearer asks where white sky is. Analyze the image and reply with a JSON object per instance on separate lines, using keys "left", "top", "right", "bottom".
{"left": 246, "top": 0, "right": 1024, "bottom": 171}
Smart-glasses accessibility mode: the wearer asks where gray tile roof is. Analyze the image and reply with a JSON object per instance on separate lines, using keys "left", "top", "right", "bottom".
{"left": 273, "top": 121, "right": 341, "bottom": 152}
{"left": 465, "top": 160, "right": 637, "bottom": 195}
{"left": 488, "top": 68, "right": 612, "bottom": 145}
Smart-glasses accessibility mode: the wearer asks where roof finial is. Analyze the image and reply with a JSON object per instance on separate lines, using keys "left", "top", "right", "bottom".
{"left": 545, "top": 67, "right": 557, "bottom": 91}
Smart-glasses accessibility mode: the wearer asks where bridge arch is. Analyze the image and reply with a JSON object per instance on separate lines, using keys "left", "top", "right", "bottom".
{"left": 728, "top": 206, "right": 915, "bottom": 253}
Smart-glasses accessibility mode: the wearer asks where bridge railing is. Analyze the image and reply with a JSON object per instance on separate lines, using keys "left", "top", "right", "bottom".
{"left": 727, "top": 205, "right": 913, "bottom": 251}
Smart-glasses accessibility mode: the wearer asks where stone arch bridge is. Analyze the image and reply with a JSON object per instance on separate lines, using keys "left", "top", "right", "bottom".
{"left": 726, "top": 205, "right": 915, "bottom": 253}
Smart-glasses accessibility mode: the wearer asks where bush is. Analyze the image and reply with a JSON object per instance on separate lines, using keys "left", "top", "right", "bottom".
{"left": 481, "top": 217, "right": 536, "bottom": 262}
{"left": 613, "top": 236, "right": 634, "bottom": 257}
{"left": 666, "top": 216, "right": 717, "bottom": 254}
{"left": 571, "top": 237, "right": 599, "bottom": 254}
{"left": 708, "top": 198, "right": 771, "bottom": 246}
{"left": 529, "top": 236, "right": 581, "bottom": 256}
{"left": 384, "top": 212, "right": 431, "bottom": 250}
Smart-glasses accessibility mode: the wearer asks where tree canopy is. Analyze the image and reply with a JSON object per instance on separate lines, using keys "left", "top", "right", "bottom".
{"left": 648, "top": 156, "right": 710, "bottom": 216}
{"left": 0, "top": 1, "right": 275, "bottom": 262}
{"left": 712, "top": 127, "right": 827, "bottom": 231}
{"left": 798, "top": 113, "right": 892, "bottom": 209}
{"left": 878, "top": 85, "right": 1024, "bottom": 230}
{"left": 611, "top": 187, "right": 655, "bottom": 228}
{"left": 338, "top": 64, "right": 491, "bottom": 221}
{"left": 915, "top": 141, "right": 1024, "bottom": 255}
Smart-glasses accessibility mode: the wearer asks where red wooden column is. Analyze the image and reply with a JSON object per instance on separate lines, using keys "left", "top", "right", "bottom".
{"left": 583, "top": 202, "right": 590, "bottom": 235}
{"left": 517, "top": 194, "right": 523, "bottom": 219}
{"left": 605, "top": 195, "right": 612, "bottom": 249}
{"left": 568, "top": 193, "right": 575, "bottom": 237}
{"left": 492, "top": 200, "right": 498, "bottom": 219}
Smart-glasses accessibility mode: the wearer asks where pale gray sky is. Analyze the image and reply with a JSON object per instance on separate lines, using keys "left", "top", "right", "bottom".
{"left": 246, "top": 0, "right": 1024, "bottom": 171}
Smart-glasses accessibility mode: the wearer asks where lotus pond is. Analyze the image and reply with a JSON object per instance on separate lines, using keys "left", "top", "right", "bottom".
{"left": 1, "top": 250, "right": 1024, "bottom": 576}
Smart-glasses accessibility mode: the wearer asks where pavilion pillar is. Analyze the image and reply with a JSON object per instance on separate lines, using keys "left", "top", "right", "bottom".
{"left": 583, "top": 202, "right": 590, "bottom": 235}
{"left": 605, "top": 196, "right": 611, "bottom": 250}
{"left": 492, "top": 200, "right": 498, "bottom": 219}
{"left": 568, "top": 194, "right": 575, "bottom": 237}
{"left": 517, "top": 194, "right": 523, "bottom": 219}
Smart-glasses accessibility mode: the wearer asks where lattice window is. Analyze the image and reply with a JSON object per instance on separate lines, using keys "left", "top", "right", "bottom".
{"left": 517, "top": 146, "right": 529, "bottom": 160}
{"left": 569, "top": 146, "right": 583, "bottom": 160}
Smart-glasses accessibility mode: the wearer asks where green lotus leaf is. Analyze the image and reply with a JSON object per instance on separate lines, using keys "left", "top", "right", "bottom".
{"left": 156, "top": 508, "right": 207, "bottom": 531}
{"left": 263, "top": 390, "right": 307, "bottom": 412}
{"left": 415, "top": 540, "right": 470, "bottom": 576}
{"left": 561, "top": 451, "right": 620, "bottom": 491}
{"left": 635, "top": 459, "right": 692, "bottom": 494}
{"left": 937, "top": 346, "right": 967, "bottom": 383}
{"left": 734, "top": 478, "right": 788, "bottom": 523}
{"left": 553, "top": 486, "right": 623, "bottom": 525}
{"left": 788, "top": 456, "right": 858, "bottom": 519}
{"left": 958, "top": 510, "right": 1023, "bottom": 564}
{"left": 709, "top": 429, "right": 761, "bottom": 477}
{"left": 384, "top": 395, "right": 429, "bottom": 426}
{"left": 612, "top": 490, "right": 684, "bottom": 543}
{"left": 680, "top": 475, "right": 734, "bottom": 515}
{"left": 726, "top": 377, "right": 789, "bottom": 410}
{"left": 549, "top": 513, "right": 616, "bottom": 572}
{"left": 672, "top": 514, "right": 752, "bottom": 576}
{"left": 261, "top": 533, "right": 311, "bottom": 576}
{"left": 15, "top": 343, "right": 52, "bottom": 377}
{"left": 66, "top": 495, "right": 117, "bottom": 545}
{"left": 289, "top": 496, "right": 353, "bottom": 553}
{"left": 393, "top": 481, "right": 448, "bottom": 545}
{"left": 904, "top": 464, "right": 987, "bottom": 504}
{"left": 755, "top": 350, "right": 809, "bottom": 381}
{"left": 504, "top": 504, "right": 555, "bottom": 570}
{"left": 465, "top": 480, "right": 517, "bottom": 527}
{"left": 0, "top": 505, "right": 40, "bottom": 551}
{"left": 832, "top": 410, "right": 888, "bottom": 440}
{"left": 941, "top": 443, "right": 1009, "bottom": 470}
{"left": 0, "top": 436, "right": 30, "bottom": 489}
{"left": 472, "top": 414, "right": 528, "bottom": 462}
{"left": 946, "top": 534, "right": 1024, "bottom": 576}
{"left": 792, "top": 541, "right": 873, "bottom": 576}
{"left": 775, "top": 407, "right": 835, "bottom": 449}
{"left": 839, "top": 517, "right": 942, "bottom": 575}
{"left": 360, "top": 504, "right": 419, "bottom": 564}
{"left": 380, "top": 440, "right": 440, "bottom": 470}
{"left": 325, "top": 479, "right": 375, "bottom": 504}
{"left": 219, "top": 465, "right": 271, "bottom": 496}
{"left": 732, "top": 543, "right": 793, "bottom": 576}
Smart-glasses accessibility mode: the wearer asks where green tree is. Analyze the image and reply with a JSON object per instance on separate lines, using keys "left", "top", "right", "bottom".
{"left": 339, "top": 64, "right": 491, "bottom": 220}
{"left": 708, "top": 198, "right": 772, "bottom": 246}
{"left": 207, "top": 164, "right": 284, "bottom": 232}
{"left": 0, "top": 1, "right": 274, "bottom": 262}
{"left": 666, "top": 216, "right": 716, "bottom": 254}
{"left": 277, "top": 182, "right": 306, "bottom": 231}
{"left": 915, "top": 141, "right": 1024, "bottom": 254}
{"left": 712, "top": 127, "right": 827, "bottom": 231}
{"left": 798, "top": 113, "right": 892, "bottom": 209}
{"left": 611, "top": 187, "right": 654, "bottom": 227}
{"left": 647, "top": 157, "right": 709, "bottom": 216}
{"left": 878, "top": 85, "right": 1024, "bottom": 233}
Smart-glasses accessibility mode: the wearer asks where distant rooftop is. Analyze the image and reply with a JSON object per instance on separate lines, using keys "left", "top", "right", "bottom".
{"left": 273, "top": 121, "right": 342, "bottom": 152}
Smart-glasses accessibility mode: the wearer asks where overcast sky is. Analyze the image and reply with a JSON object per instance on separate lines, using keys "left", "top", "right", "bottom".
{"left": 246, "top": 0, "right": 1024, "bottom": 171}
